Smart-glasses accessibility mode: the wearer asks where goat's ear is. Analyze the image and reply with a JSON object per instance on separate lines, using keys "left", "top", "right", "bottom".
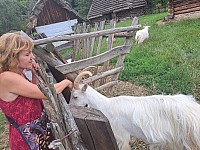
{"left": 81, "top": 84, "right": 88, "bottom": 92}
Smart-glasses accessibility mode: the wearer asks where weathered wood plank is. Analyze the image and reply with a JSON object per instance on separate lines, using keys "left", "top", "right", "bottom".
{"left": 33, "top": 46, "right": 77, "bottom": 81}
{"left": 83, "top": 23, "right": 87, "bottom": 59}
{"left": 174, "top": 3, "right": 200, "bottom": 12}
{"left": 82, "top": 66, "right": 124, "bottom": 84}
{"left": 100, "top": 20, "right": 116, "bottom": 85}
{"left": 94, "top": 21, "right": 105, "bottom": 77}
{"left": 95, "top": 81, "right": 118, "bottom": 91}
{"left": 90, "top": 22, "right": 99, "bottom": 57}
{"left": 69, "top": 105, "right": 119, "bottom": 150}
{"left": 72, "top": 24, "right": 81, "bottom": 61}
{"left": 86, "top": 24, "right": 91, "bottom": 58}
{"left": 174, "top": 6, "right": 200, "bottom": 15}
{"left": 109, "top": 17, "right": 139, "bottom": 93}
{"left": 55, "top": 45, "right": 130, "bottom": 74}
{"left": 33, "top": 25, "right": 141, "bottom": 45}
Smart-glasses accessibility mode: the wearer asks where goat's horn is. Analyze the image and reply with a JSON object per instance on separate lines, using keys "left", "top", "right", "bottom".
{"left": 74, "top": 71, "right": 92, "bottom": 90}
{"left": 81, "top": 66, "right": 96, "bottom": 72}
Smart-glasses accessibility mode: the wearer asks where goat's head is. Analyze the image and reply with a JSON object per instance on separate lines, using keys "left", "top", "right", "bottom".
{"left": 143, "top": 25, "right": 151, "bottom": 29}
{"left": 70, "top": 71, "right": 92, "bottom": 107}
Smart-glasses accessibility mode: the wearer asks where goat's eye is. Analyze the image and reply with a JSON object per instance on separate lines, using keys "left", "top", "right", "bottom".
{"left": 73, "top": 96, "right": 78, "bottom": 99}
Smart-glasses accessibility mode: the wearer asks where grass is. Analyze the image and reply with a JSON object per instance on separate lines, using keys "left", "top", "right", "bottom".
{"left": 0, "top": 112, "right": 6, "bottom": 134}
{"left": 118, "top": 13, "right": 200, "bottom": 99}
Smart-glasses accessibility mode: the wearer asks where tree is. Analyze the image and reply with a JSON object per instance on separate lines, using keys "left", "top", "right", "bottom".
{"left": 0, "top": 0, "right": 29, "bottom": 35}
{"left": 65, "top": 0, "right": 92, "bottom": 19}
{"left": 146, "top": 0, "right": 168, "bottom": 6}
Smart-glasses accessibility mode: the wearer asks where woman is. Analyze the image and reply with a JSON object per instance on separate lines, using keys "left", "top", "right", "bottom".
{"left": 0, "top": 32, "right": 73, "bottom": 150}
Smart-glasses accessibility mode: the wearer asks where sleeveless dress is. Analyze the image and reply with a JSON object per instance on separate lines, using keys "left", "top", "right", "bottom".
{"left": 0, "top": 96, "right": 43, "bottom": 150}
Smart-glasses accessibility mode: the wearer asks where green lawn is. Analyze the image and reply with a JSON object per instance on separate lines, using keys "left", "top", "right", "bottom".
{"left": 118, "top": 13, "right": 200, "bottom": 100}
{"left": 0, "top": 111, "right": 6, "bottom": 132}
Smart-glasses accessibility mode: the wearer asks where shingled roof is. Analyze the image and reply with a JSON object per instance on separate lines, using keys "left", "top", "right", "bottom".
{"left": 87, "top": 0, "right": 147, "bottom": 20}
{"left": 26, "top": 0, "right": 83, "bottom": 34}
{"left": 32, "top": 0, "right": 83, "bottom": 22}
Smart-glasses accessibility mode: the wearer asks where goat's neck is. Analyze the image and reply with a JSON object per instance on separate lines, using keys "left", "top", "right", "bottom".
{"left": 85, "top": 86, "right": 110, "bottom": 111}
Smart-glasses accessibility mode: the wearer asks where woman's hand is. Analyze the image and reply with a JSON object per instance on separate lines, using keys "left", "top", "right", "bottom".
{"left": 31, "top": 59, "right": 40, "bottom": 74}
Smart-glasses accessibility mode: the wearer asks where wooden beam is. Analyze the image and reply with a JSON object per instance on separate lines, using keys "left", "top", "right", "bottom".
{"left": 95, "top": 81, "right": 118, "bottom": 91}
{"left": 174, "top": 3, "right": 200, "bottom": 12}
{"left": 33, "top": 25, "right": 141, "bottom": 46}
{"left": 55, "top": 45, "right": 130, "bottom": 74}
{"left": 174, "top": 6, "right": 200, "bottom": 15}
{"left": 82, "top": 66, "right": 124, "bottom": 84}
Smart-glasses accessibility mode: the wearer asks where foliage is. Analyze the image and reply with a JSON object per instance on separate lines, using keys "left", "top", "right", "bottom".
{"left": 146, "top": 0, "right": 168, "bottom": 6}
{"left": 65, "top": 0, "right": 93, "bottom": 19}
{"left": 0, "top": 0, "right": 29, "bottom": 35}
{"left": 0, "top": 112, "right": 6, "bottom": 134}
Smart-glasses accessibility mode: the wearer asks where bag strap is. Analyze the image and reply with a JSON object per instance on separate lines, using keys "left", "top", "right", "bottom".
{"left": 5, "top": 115, "right": 19, "bottom": 128}
{"left": 5, "top": 115, "right": 32, "bottom": 150}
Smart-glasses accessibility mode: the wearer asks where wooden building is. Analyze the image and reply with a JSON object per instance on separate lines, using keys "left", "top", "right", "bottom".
{"left": 26, "top": 0, "right": 83, "bottom": 34}
{"left": 167, "top": 0, "right": 200, "bottom": 19}
{"left": 87, "top": 0, "right": 147, "bottom": 23}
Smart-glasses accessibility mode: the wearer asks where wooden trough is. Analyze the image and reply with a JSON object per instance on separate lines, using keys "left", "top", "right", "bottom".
{"left": 26, "top": 17, "right": 140, "bottom": 149}
{"left": 70, "top": 105, "right": 118, "bottom": 150}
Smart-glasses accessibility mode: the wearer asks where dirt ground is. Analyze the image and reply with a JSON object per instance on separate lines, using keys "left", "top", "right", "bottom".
{"left": 174, "top": 11, "right": 200, "bottom": 21}
{"left": 0, "top": 113, "right": 9, "bottom": 150}
{"left": 157, "top": 11, "right": 200, "bottom": 26}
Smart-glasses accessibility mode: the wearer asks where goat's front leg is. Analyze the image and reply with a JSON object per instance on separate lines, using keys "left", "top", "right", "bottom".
{"left": 114, "top": 130, "right": 131, "bottom": 150}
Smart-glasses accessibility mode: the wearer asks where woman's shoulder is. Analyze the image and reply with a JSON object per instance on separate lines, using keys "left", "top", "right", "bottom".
{"left": 0, "top": 71, "right": 17, "bottom": 76}
{"left": 0, "top": 71, "right": 20, "bottom": 84}
{"left": 0, "top": 71, "right": 14, "bottom": 77}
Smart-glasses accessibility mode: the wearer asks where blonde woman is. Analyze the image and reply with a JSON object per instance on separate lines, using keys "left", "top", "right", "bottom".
{"left": 0, "top": 33, "right": 72, "bottom": 150}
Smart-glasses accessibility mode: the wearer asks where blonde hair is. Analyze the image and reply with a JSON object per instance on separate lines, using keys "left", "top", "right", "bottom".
{"left": 0, "top": 32, "right": 34, "bottom": 72}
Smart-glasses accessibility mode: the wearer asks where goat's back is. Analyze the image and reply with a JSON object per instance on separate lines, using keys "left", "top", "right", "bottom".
{"left": 108, "top": 94, "right": 200, "bottom": 149}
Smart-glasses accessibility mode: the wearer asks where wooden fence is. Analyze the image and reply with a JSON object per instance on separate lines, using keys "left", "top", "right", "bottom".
{"left": 23, "top": 17, "right": 141, "bottom": 149}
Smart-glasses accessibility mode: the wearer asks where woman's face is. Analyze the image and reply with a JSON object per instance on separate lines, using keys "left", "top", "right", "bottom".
{"left": 18, "top": 49, "right": 34, "bottom": 71}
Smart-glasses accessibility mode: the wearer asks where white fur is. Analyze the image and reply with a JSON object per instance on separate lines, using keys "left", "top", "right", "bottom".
{"left": 135, "top": 26, "right": 150, "bottom": 45}
{"left": 67, "top": 58, "right": 72, "bottom": 63}
{"left": 70, "top": 84, "right": 200, "bottom": 150}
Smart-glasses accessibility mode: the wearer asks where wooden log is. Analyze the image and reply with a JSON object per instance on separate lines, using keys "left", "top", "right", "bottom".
{"left": 109, "top": 17, "right": 138, "bottom": 94}
{"left": 100, "top": 20, "right": 116, "bottom": 85}
{"left": 93, "top": 21, "right": 105, "bottom": 77}
{"left": 86, "top": 24, "right": 91, "bottom": 58}
{"left": 83, "top": 23, "right": 87, "bottom": 59}
{"left": 82, "top": 66, "right": 124, "bottom": 84}
{"left": 69, "top": 105, "right": 119, "bottom": 150}
{"left": 55, "top": 45, "right": 131, "bottom": 74}
{"left": 33, "top": 46, "right": 77, "bottom": 81}
{"left": 90, "top": 22, "right": 99, "bottom": 57}
{"left": 168, "top": 0, "right": 174, "bottom": 18}
{"left": 95, "top": 81, "right": 118, "bottom": 91}
{"left": 174, "top": 3, "right": 200, "bottom": 12}
{"left": 38, "top": 62, "right": 87, "bottom": 150}
{"left": 103, "top": 32, "right": 134, "bottom": 38}
{"left": 174, "top": 6, "right": 200, "bottom": 15}
{"left": 33, "top": 25, "right": 141, "bottom": 46}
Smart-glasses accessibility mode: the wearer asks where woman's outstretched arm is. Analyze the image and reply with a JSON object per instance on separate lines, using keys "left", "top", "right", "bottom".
{"left": 0, "top": 71, "right": 73, "bottom": 101}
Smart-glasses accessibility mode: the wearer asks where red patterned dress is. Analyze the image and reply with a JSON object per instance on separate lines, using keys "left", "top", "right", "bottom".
{"left": 0, "top": 96, "right": 43, "bottom": 150}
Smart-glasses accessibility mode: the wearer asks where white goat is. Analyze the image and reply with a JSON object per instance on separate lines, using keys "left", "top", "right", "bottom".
{"left": 70, "top": 71, "right": 200, "bottom": 150}
{"left": 135, "top": 26, "right": 150, "bottom": 45}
